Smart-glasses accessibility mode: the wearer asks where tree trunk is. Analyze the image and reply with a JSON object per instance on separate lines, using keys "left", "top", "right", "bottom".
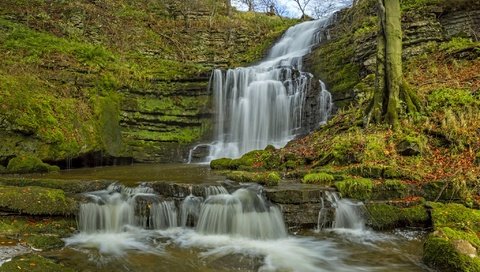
{"left": 367, "top": 0, "right": 420, "bottom": 128}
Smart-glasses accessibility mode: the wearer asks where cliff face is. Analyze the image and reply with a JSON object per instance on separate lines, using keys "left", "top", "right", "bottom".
{"left": 0, "top": 0, "right": 297, "bottom": 166}
{"left": 304, "top": 0, "right": 480, "bottom": 108}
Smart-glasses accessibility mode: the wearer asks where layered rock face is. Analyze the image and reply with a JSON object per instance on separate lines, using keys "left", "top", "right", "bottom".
{"left": 0, "top": 0, "right": 296, "bottom": 165}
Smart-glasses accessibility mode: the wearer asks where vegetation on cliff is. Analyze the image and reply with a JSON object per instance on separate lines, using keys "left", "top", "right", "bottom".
{"left": 0, "top": 0, "right": 297, "bottom": 167}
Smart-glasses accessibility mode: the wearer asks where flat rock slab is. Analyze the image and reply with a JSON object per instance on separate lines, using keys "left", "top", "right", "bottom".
{"left": 265, "top": 183, "right": 335, "bottom": 204}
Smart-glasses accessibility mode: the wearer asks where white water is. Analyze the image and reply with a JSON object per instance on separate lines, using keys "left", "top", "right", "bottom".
{"left": 196, "top": 188, "right": 287, "bottom": 239}
{"left": 318, "top": 191, "right": 366, "bottom": 231}
{"left": 318, "top": 80, "right": 333, "bottom": 125}
{"left": 207, "top": 19, "right": 332, "bottom": 160}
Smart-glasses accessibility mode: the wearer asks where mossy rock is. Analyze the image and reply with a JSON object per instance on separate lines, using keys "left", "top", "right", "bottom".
{"left": 335, "top": 178, "right": 373, "bottom": 200}
{"left": 0, "top": 177, "right": 111, "bottom": 194}
{"left": 6, "top": 156, "right": 59, "bottom": 174}
{"left": 0, "top": 254, "right": 75, "bottom": 272}
{"left": 347, "top": 165, "right": 421, "bottom": 181}
{"left": 475, "top": 151, "right": 480, "bottom": 166}
{"left": 226, "top": 171, "right": 281, "bottom": 186}
{"left": 0, "top": 186, "right": 77, "bottom": 215}
{"left": 424, "top": 232, "right": 480, "bottom": 272}
{"left": 302, "top": 172, "right": 335, "bottom": 186}
{"left": 428, "top": 202, "right": 480, "bottom": 232}
{"left": 0, "top": 216, "right": 76, "bottom": 238}
{"left": 372, "top": 180, "right": 409, "bottom": 200}
{"left": 396, "top": 136, "right": 424, "bottom": 156}
{"left": 24, "top": 234, "right": 65, "bottom": 250}
{"left": 366, "top": 203, "right": 429, "bottom": 230}
{"left": 210, "top": 158, "right": 235, "bottom": 170}
{"left": 423, "top": 181, "right": 472, "bottom": 203}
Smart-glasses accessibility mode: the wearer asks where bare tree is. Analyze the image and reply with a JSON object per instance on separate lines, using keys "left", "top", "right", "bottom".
{"left": 235, "top": 0, "right": 257, "bottom": 11}
{"left": 257, "top": 0, "right": 286, "bottom": 16}
{"left": 310, "top": 0, "right": 334, "bottom": 19}
{"left": 292, "top": 0, "right": 312, "bottom": 19}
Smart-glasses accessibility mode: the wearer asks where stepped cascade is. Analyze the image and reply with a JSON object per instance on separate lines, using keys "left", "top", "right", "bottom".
{"left": 205, "top": 19, "right": 334, "bottom": 161}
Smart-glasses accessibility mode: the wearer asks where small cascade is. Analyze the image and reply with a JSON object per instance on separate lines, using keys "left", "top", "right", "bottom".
{"left": 204, "top": 185, "right": 229, "bottom": 196}
{"left": 78, "top": 184, "right": 178, "bottom": 233}
{"left": 180, "top": 194, "right": 202, "bottom": 227}
{"left": 196, "top": 187, "right": 287, "bottom": 239}
{"left": 318, "top": 80, "right": 333, "bottom": 126}
{"left": 317, "top": 191, "right": 366, "bottom": 230}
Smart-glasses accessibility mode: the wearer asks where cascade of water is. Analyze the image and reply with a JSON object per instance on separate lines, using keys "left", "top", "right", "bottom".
{"left": 78, "top": 184, "right": 178, "bottom": 233}
{"left": 207, "top": 19, "right": 331, "bottom": 160}
{"left": 196, "top": 187, "right": 287, "bottom": 239}
{"left": 318, "top": 80, "right": 333, "bottom": 126}
{"left": 204, "top": 185, "right": 229, "bottom": 196}
{"left": 317, "top": 191, "right": 366, "bottom": 230}
{"left": 180, "top": 194, "right": 203, "bottom": 227}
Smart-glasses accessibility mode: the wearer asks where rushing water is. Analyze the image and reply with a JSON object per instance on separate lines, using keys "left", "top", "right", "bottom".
{"left": 55, "top": 181, "right": 430, "bottom": 272}
{"left": 206, "top": 19, "right": 333, "bottom": 161}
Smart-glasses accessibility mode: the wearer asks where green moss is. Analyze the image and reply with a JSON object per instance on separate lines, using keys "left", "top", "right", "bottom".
{"left": 428, "top": 88, "right": 479, "bottom": 111}
{"left": 24, "top": 234, "right": 65, "bottom": 250}
{"left": 228, "top": 150, "right": 282, "bottom": 171}
{"left": 210, "top": 158, "right": 235, "bottom": 170}
{"left": 423, "top": 181, "right": 472, "bottom": 202}
{"left": 0, "top": 216, "right": 76, "bottom": 237}
{"left": 335, "top": 178, "right": 373, "bottom": 200}
{"left": 439, "top": 37, "right": 480, "bottom": 55}
{"left": 0, "top": 177, "right": 111, "bottom": 194}
{"left": 424, "top": 234, "right": 480, "bottom": 272}
{"left": 428, "top": 202, "right": 480, "bottom": 232}
{"left": 0, "top": 186, "right": 77, "bottom": 215}
{"left": 302, "top": 172, "right": 335, "bottom": 186}
{"left": 6, "top": 156, "right": 59, "bottom": 174}
{"left": 366, "top": 204, "right": 429, "bottom": 230}
{"left": 330, "top": 132, "right": 365, "bottom": 165}
{"left": 372, "top": 179, "right": 409, "bottom": 200}
{"left": 0, "top": 254, "right": 75, "bottom": 272}
{"left": 226, "top": 171, "right": 281, "bottom": 186}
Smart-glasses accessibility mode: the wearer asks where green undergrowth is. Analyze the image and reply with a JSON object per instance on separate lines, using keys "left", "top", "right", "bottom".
{"left": 0, "top": 186, "right": 77, "bottom": 215}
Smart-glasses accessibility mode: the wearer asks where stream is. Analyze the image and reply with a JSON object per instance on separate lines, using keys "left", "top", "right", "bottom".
{"left": 26, "top": 164, "right": 432, "bottom": 272}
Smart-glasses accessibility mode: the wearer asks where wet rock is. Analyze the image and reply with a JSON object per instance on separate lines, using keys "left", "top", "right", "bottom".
{"left": 396, "top": 139, "right": 421, "bottom": 156}
{"left": 452, "top": 240, "right": 477, "bottom": 258}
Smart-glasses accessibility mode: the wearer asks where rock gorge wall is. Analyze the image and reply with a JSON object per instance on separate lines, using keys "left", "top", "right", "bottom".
{"left": 304, "top": 0, "right": 480, "bottom": 108}
{"left": 0, "top": 0, "right": 297, "bottom": 166}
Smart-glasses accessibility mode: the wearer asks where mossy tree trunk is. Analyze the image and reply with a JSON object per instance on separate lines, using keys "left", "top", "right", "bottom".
{"left": 367, "top": 0, "right": 421, "bottom": 128}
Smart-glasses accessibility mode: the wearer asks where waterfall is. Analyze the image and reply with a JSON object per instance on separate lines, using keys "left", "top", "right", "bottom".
{"left": 196, "top": 187, "right": 287, "bottom": 239}
{"left": 78, "top": 184, "right": 178, "bottom": 233}
{"left": 317, "top": 191, "right": 366, "bottom": 230}
{"left": 318, "top": 80, "right": 333, "bottom": 126}
{"left": 207, "top": 19, "right": 332, "bottom": 160}
{"left": 76, "top": 184, "right": 285, "bottom": 240}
